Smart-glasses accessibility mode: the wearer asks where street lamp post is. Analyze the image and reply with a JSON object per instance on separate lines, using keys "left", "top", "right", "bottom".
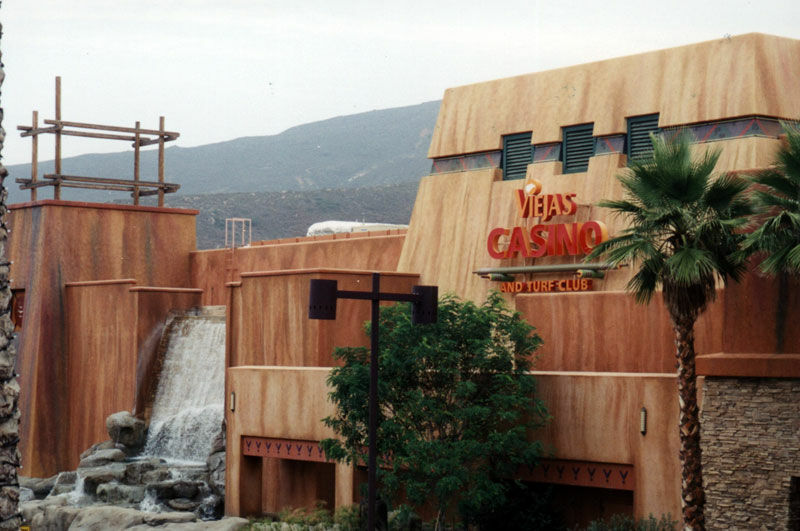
{"left": 309, "top": 272, "right": 437, "bottom": 530}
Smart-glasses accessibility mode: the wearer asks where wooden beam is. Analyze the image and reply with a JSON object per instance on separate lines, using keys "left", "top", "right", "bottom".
{"left": 134, "top": 120, "right": 141, "bottom": 206}
{"left": 158, "top": 116, "right": 165, "bottom": 207}
{"left": 18, "top": 125, "right": 60, "bottom": 137}
{"left": 137, "top": 187, "right": 179, "bottom": 197}
{"left": 42, "top": 173, "right": 179, "bottom": 189}
{"left": 16, "top": 179, "right": 55, "bottom": 190}
{"left": 31, "top": 111, "right": 39, "bottom": 201}
{"left": 43, "top": 118, "right": 180, "bottom": 138}
{"left": 59, "top": 130, "right": 137, "bottom": 142}
{"left": 54, "top": 76, "right": 62, "bottom": 200}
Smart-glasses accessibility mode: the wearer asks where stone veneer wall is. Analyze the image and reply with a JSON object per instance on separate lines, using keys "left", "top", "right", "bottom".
{"left": 701, "top": 378, "right": 800, "bottom": 530}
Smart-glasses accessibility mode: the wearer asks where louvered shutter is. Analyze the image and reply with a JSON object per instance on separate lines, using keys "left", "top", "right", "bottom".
{"left": 562, "top": 124, "right": 594, "bottom": 173}
{"left": 627, "top": 114, "right": 660, "bottom": 162}
{"left": 502, "top": 132, "right": 532, "bottom": 180}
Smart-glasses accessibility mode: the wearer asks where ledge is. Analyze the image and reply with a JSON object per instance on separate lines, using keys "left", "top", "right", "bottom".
{"left": 9, "top": 199, "right": 198, "bottom": 215}
{"left": 129, "top": 286, "right": 203, "bottom": 294}
{"left": 239, "top": 268, "right": 420, "bottom": 279}
{"left": 696, "top": 353, "right": 800, "bottom": 378}
{"left": 65, "top": 279, "right": 137, "bottom": 287}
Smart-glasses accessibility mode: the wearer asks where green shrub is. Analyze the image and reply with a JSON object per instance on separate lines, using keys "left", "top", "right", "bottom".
{"left": 583, "top": 513, "right": 677, "bottom": 531}
{"left": 334, "top": 504, "right": 362, "bottom": 530}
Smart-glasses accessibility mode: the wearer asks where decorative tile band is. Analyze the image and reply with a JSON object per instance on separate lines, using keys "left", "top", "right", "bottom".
{"left": 429, "top": 116, "right": 798, "bottom": 175}
{"left": 533, "top": 142, "right": 561, "bottom": 163}
{"left": 518, "top": 458, "right": 635, "bottom": 491}
{"left": 242, "top": 436, "right": 333, "bottom": 463}
{"left": 594, "top": 135, "right": 625, "bottom": 155}
{"left": 662, "top": 116, "right": 792, "bottom": 144}
{"left": 430, "top": 151, "right": 501, "bottom": 174}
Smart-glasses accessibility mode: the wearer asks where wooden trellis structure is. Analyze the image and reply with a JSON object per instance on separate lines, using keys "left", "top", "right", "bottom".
{"left": 16, "top": 76, "right": 180, "bottom": 206}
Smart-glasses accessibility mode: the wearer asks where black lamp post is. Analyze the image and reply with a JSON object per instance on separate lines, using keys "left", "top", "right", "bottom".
{"left": 309, "top": 272, "right": 437, "bottom": 530}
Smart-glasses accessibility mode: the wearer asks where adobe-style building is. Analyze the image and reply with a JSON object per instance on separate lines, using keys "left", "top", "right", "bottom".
{"left": 7, "top": 33, "right": 800, "bottom": 527}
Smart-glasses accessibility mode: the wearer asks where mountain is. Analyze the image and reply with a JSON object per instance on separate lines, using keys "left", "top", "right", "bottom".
{"left": 6, "top": 100, "right": 441, "bottom": 204}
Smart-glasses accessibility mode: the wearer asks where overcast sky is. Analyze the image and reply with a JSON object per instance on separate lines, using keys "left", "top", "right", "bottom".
{"left": 2, "top": 1, "right": 798, "bottom": 165}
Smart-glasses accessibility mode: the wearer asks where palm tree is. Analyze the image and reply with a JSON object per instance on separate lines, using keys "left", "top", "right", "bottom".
{"left": 740, "top": 123, "right": 800, "bottom": 276}
{"left": 587, "top": 133, "right": 751, "bottom": 530}
{"left": 0, "top": 8, "right": 21, "bottom": 529}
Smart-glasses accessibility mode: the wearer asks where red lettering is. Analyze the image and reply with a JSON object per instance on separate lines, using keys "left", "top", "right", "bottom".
{"left": 560, "top": 193, "right": 578, "bottom": 215}
{"left": 579, "top": 221, "right": 609, "bottom": 253}
{"left": 532, "top": 195, "right": 545, "bottom": 218}
{"left": 545, "top": 195, "right": 561, "bottom": 221}
{"left": 487, "top": 228, "right": 509, "bottom": 259}
{"left": 506, "top": 226, "right": 531, "bottom": 258}
{"left": 529, "top": 225, "right": 548, "bottom": 258}
{"left": 515, "top": 190, "right": 532, "bottom": 218}
{"left": 553, "top": 223, "right": 579, "bottom": 256}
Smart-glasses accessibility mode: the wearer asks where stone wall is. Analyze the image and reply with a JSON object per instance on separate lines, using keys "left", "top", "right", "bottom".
{"left": 701, "top": 378, "right": 800, "bottom": 530}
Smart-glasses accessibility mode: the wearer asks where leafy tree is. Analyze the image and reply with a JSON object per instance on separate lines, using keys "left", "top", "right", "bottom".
{"left": 321, "top": 292, "right": 549, "bottom": 530}
{"left": 740, "top": 123, "right": 800, "bottom": 275}
{"left": 587, "top": 133, "right": 751, "bottom": 530}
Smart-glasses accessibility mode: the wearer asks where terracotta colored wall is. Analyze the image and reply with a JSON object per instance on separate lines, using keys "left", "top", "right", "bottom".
{"left": 532, "top": 373, "right": 683, "bottom": 522}
{"left": 399, "top": 137, "right": 783, "bottom": 307}
{"left": 225, "top": 367, "right": 353, "bottom": 516}
{"left": 65, "top": 281, "right": 138, "bottom": 469}
{"left": 62, "top": 282, "right": 203, "bottom": 471}
{"left": 226, "top": 367, "right": 685, "bottom": 520}
{"left": 7, "top": 201, "right": 197, "bottom": 476}
{"left": 191, "top": 233, "right": 406, "bottom": 306}
{"left": 227, "top": 270, "right": 420, "bottom": 368}
{"left": 428, "top": 33, "right": 800, "bottom": 157}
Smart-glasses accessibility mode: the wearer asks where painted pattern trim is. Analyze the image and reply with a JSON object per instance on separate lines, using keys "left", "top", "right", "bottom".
{"left": 519, "top": 458, "right": 635, "bottom": 491}
{"left": 242, "top": 436, "right": 332, "bottom": 463}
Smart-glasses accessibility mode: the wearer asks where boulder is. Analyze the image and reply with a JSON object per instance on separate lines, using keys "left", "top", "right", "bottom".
{"left": 67, "top": 506, "right": 146, "bottom": 529}
{"left": 18, "top": 486, "right": 33, "bottom": 503}
{"left": 127, "top": 516, "right": 249, "bottom": 530}
{"left": 96, "top": 482, "right": 145, "bottom": 505}
{"left": 30, "top": 504, "right": 81, "bottom": 530}
{"left": 50, "top": 471, "right": 78, "bottom": 496}
{"left": 166, "top": 497, "right": 200, "bottom": 511}
{"left": 147, "top": 479, "right": 205, "bottom": 500}
{"left": 207, "top": 451, "right": 225, "bottom": 498}
{"left": 79, "top": 463, "right": 126, "bottom": 495}
{"left": 80, "top": 440, "right": 117, "bottom": 460}
{"left": 124, "top": 457, "right": 166, "bottom": 484}
{"left": 19, "top": 474, "right": 58, "bottom": 499}
{"left": 78, "top": 448, "right": 126, "bottom": 469}
{"left": 106, "top": 411, "right": 147, "bottom": 449}
{"left": 142, "top": 510, "right": 197, "bottom": 525}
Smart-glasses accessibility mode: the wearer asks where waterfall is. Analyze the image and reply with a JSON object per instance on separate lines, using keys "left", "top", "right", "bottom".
{"left": 142, "top": 312, "right": 226, "bottom": 463}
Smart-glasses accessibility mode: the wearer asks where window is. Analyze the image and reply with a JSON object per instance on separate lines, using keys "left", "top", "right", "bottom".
{"left": 502, "top": 132, "right": 532, "bottom": 180}
{"left": 627, "top": 114, "right": 660, "bottom": 162}
{"left": 562, "top": 124, "right": 594, "bottom": 173}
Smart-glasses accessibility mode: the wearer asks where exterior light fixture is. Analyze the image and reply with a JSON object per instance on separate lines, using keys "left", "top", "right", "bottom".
{"left": 229, "top": 392, "right": 235, "bottom": 412}
{"left": 309, "top": 273, "right": 438, "bottom": 531}
{"left": 640, "top": 406, "right": 647, "bottom": 435}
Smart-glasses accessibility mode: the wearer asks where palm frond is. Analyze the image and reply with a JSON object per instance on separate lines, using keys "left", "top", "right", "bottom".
{"left": 591, "top": 132, "right": 749, "bottom": 309}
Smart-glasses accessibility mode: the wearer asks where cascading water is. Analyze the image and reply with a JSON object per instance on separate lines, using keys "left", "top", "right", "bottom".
{"left": 142, "top": 313, "right": 226, "bottom": 463}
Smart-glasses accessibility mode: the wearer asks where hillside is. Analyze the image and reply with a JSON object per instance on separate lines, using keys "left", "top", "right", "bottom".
{"left": 160, "top": 181, "right": 419, "bottom": 249}
{"left": 7, "top": 101, "right": 440, "bottom": 204}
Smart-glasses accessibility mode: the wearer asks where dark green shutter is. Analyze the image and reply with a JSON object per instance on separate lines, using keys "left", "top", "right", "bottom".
{"left": 562, "top": 124, "right": 594, "bottom": 173}
{"left": 502, "top": 132, "right": 532, "bottom": 180}
{"left": 627, "top": 114, "right": 660, "bottom": 162}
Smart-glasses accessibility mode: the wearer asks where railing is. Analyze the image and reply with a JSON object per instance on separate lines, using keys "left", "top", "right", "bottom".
{"left": 16, "top": 76, "right": 180, "bottom": 206}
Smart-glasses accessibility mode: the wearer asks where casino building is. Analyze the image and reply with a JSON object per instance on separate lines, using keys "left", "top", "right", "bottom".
{"left": 7, "top": 33, "right": 800, "bottom": 527}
